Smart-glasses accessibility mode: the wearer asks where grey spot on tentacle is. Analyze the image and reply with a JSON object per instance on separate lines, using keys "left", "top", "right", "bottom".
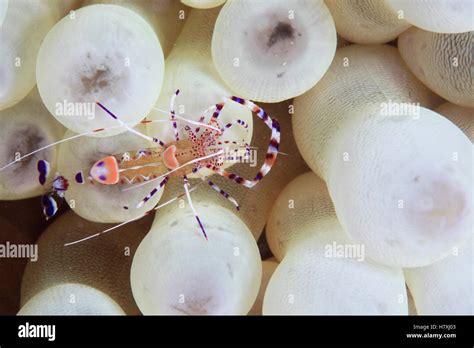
{"left": 226, "top": 262, "right": 234, "bottom": 278}
{"left": 267, "top": 22, "right": 295, "bottom": 48}
{"left": 81, "top": 67, "right": 111, "bottom": 94}
{"left": 8, "top": 126, "right": 47, "bottom": 171}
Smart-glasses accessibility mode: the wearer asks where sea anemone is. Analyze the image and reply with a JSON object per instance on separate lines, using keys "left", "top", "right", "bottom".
{"left": 292, "top": 45, "right": 471, "bottom": 267}
{"left": 264, "top": 172, "right": 408, "bottom": 314}
{"left": 211, "top": 0, "right": 337, "bottom": 102}
{"left": 36, "top": 4, "right": 165, "bottom": 136}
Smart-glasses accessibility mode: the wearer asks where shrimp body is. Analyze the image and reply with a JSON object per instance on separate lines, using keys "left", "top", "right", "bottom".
{"left": 88, "top": 125, "right": 225, "bottom": 186}
{"left": 5, "top": 89, "right": 280, "bottom": 243}
{"left": 88, "top": 141, "right": 192, "bottom": 185}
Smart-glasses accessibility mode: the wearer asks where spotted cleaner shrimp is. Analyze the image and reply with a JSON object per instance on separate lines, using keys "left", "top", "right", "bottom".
{"left": 0, "top": 90, "right": 281, "bottom": 244}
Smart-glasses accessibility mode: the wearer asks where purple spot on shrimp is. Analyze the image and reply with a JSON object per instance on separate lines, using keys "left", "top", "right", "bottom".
{"left": 153, "top": 138, "right": 165, "bottom": 146}
{"left": 96, "top": 102, "right": 118, "bottom": 119}
{"left": 37, "top": 160, "right": 50, "bottom": 186}
{"left": 75, "top": 172, "right": 85, "bottom": 184}
{"left": 99, "top": 175, "right": 107, "bottom": 181}
{"left": 272, "top": 119, "right": 281, "bottom": 131}
{"left": 37, "top": 160, "right": 49, "bottom": 176}
{"left": 39, "top": 174, "right": 46, "bottom": 186}
{"left": 97, "top": 161, "right": 104, "bottom": 167}
{"left": 231, "top": 96, "right": 245, "bottom": 105}
{"left": 196, "top": 216, "right": 208, "bottom": 240}
{"left": 41, "top": 194, "right": 58, "bottom": 219}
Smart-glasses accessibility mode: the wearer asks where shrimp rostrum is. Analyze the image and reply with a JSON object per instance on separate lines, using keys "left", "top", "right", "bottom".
{"left": 0, "top": 90, "right": 281, "bottom": 244}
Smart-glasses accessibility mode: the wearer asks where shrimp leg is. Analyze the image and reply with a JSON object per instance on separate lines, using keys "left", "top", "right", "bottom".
{"left": 63, "top": 185, "right": 200, "bottom": 247}
{"left": 128, "top": 176, "right": 170, "bottom": 210}
{"left": 220, "top": 119, "right": 250, "bottom": 133}
{"left": 207, "top": 179, "right": 240, "bottom": 211}
{"left": 206, "top": 97, "right": 280, "bottom": 188}
{"left": 169, "top": 89, "right": 180, "bottom": 141}
{"left": 183, "top": 174, "right": 208, "bottom": 240}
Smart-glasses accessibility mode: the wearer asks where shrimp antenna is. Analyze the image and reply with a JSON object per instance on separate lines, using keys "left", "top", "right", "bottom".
{"left": 123, "top": 90, "right": 222, "bottom": 134}
{"left": 96, "top": 102, "right": 166, "bottom": 146}
{"left": 0, "top": 90, "right": 222, "bottom": 172}
{"left": 0, "top": 119, "right": 170, "bottom": 172}
{"left": 244, "top": 146, "right": 290, "bottom": 156}
{"left": 64, "top": 184, "right": 201, "bottom": 247}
